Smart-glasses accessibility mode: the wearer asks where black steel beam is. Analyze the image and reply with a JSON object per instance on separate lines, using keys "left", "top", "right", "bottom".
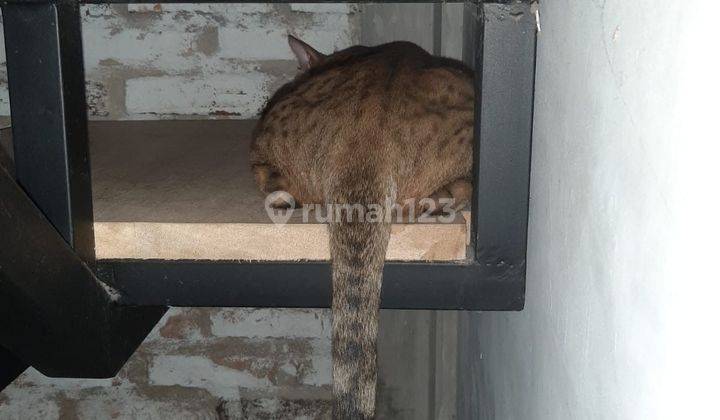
{"left": 98, "top": 260, "right": 525, "bottom": 310}
{"left": 1, "top": 1, "right": 166, "bottom": 379}
{"left": 471, "top": 1, "right": 535, "bottom": 279}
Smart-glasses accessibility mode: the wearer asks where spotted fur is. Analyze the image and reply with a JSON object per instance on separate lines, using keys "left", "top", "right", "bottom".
{"left": 251, "top": 36, "right": 473, "bottom": 419}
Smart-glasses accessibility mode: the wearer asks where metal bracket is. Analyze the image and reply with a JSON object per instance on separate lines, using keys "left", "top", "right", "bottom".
{"left": 0, "top": 163, "right": 166, "bottom": 380}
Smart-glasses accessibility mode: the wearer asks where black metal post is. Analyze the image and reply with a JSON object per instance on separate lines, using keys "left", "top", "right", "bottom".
{"left": 0, "top": 345, "right": 27, "bottom": 391}
{"left": 4, "top": 0, "right": 94, "bottom": 262}
{"left": 472, "top": 1, "right": 535, "bottom": 279}
{"left": 98, "top": 259, "right": 525, "bottom": 310}
{"left": 0, "top": 0, "right": 166, "bottom": 381}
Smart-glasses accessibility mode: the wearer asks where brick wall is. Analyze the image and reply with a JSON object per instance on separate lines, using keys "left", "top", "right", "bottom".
{"left": 1, "top": 308, "right": 333, "bottom": 419}
{"left": 0, "top": 3, "right": 359, "bottom": 119}
{"left": 1, "top": 308, "right": 457, "bottom": 419}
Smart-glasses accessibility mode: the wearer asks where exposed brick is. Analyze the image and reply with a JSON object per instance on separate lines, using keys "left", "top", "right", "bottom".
{"left": 218, "top": 27, "right": 298, "bottom": 61}
{"left": 81, "top": 3, "right": 113, "bottom": 18}
{"left": 149, "top": 355, "right": 271, "bottom": 397}
{"left": 156, "top": 308, "right": 212, "bottom": 340}
{"left": 236, "top": 397, "right": 331, "bottom": 420}
{"left": 148, "top": 336, "right": 329, "bottom": 385}
{"left": 81, "top": 14, "right": 200, "bottom": 73}
{"left": 0, "top": 401, "right": 60, "bottom": 420}
{"left": 290, "top": 4, "right": 356, "bottom": 14}
{"left": 127, "top": 3, "right": 273, "bottom": 15}
{"left": 125, "top": 73, "right": 270, "bottom": 117}
{"left": 86, "top": 81, "right": 110, "bottom": 117}
{"left": 210, "top": 308, "right": 331, "bottom": 339}
{"left": 305, "top": 341, "right": 332, "bottom": 387}
{"left": 0, "top": 84, "right": 9, "bottom": 116}
{"left": 0, "top": 3, "right": 358, "bottom": 119}
{"left": 0, "top": 387, "right": 61, "bottom": 420}
{"left": 2, "top": 309, "right": 334, "bottom": 418}
{"left": 10, "top": 368, "right": 118, "bottom": 390}
{"left": 72, "top": 387, "right": 221, "bottom": 420}
{"left": 218, "top": 14, "right": 354, "bottom": 61}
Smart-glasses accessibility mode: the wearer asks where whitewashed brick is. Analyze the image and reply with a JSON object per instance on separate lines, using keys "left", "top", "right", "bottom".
{"left": 0, "top": 85, "right": 10, "bottom": 116}
{"left": 0, "top": 395, "right": 59, "bottom": 420}
{"left": 239, "top": 398, "right": 330, "bottom": 419}
{"left": 218, "top": 15, "right": 353, "bottom": 61}
{"left": 82, "top": 5, "right": 278, "bottom": 72}
{"left": 218, "top": 27, "right": 295, "bottom": 61}
{"left": 0, "top": 27, "right": 6, "bottom": 59}
{"left": 126, "top": 3, "right": 160, "bottom": 13}
{"left": 82, "top": 19, "right": 197, "bottom": 72}
{"left": 143, "top": 307, "right": 210, "bottom": 342}
{"left": 74, "top": 388, "right": 220, "bottom": 419}
{"left": 211, "top": 308, "right": 331, "bottom": 339}
{"left": 1, "top": 2, "right": 359, "bottom": 119}
{"left": 306, "top": 340, "right": 332, "bottom": 386}
{"left": 9, "top": 367, "right": 119, "bottom": 390}
{"left": 125, "top": 73, "right": 270, "bottom": 117}
{"left": 86, "top": 81, "right": 110, "bottom": 117}
{"left": 290, "top": 3, "right": 355, "bottom": 14}
{"left": 128, "top": 3, "right": 273, "bottom": 14}
{"left": 80, "top": 4, "right": 114, "bottom": 18}
{"left": 149, "top": 355, "right": 270, "bottom": 397}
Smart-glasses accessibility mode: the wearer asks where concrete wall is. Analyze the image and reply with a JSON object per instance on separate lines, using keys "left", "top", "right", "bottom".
{"left": 458, "top": 0, "right": 720, "bottom": 419}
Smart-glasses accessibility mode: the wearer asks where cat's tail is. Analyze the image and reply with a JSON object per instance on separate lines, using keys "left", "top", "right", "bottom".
{"left": 328, "top": 178, "right": 393, "bottom": 420}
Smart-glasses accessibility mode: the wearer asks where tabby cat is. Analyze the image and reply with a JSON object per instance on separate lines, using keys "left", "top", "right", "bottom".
{"left": 251, "top": 35, "right": 474, "bottom": 419}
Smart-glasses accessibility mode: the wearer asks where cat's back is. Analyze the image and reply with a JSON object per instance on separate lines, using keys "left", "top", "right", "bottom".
{"left": 251, "top": 40, "right": 474, "bottom": 202}
{"left": 257, "top": 41, "right": 472, "bottom": 128}
{"left": 310, "top": 41, "right": 473, "bottom": 117}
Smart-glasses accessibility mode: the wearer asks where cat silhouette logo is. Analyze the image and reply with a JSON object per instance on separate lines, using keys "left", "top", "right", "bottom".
{"left": 264, "top": 191, "right": 296, "bottom": 225}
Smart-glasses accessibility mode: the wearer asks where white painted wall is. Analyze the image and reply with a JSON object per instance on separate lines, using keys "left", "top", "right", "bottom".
{"left": 460, "top": 0, "right": 720, "bottom": 419}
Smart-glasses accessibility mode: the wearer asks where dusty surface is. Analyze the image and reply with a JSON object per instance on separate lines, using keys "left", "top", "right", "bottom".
{"left": 90, "top": 120, "right": 469, "bottom": 261}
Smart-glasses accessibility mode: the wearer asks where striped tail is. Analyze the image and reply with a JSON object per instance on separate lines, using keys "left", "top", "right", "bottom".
{"left": 328, "top": 187, "right": 392, "bottom": 419}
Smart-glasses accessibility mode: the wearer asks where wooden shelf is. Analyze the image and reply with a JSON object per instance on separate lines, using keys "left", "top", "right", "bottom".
{"left": 86, "top": 120, "right": 469, "bottom": 261}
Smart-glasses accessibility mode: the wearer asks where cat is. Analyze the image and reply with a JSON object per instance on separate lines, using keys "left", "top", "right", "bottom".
{"left": 250, "top": 35, "right": 474, "bottom": 419}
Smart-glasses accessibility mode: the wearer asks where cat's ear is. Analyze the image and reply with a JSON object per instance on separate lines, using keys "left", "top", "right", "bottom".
{"left": 288, "top": 35, "right": 325, "bottom": 71}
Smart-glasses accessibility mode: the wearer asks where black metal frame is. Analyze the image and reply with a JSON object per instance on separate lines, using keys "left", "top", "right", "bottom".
{"left": 0, "top": 0, "right": 535, "bottom": 382}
